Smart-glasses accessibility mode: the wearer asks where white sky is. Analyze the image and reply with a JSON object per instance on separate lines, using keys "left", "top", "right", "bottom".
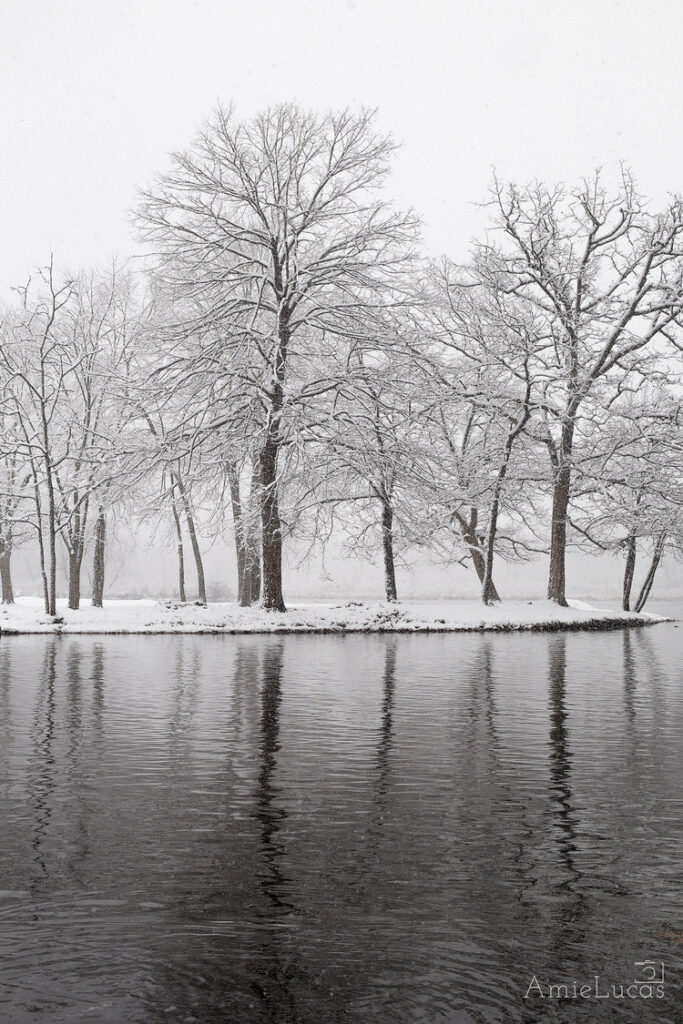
{"left": 2, "top": 0, "right": 683, "bottom": 295}
{"left": 2, "top": 0, "right": 682, "bottom": 598}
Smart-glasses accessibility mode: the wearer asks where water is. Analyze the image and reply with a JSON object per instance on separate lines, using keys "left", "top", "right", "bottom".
{"left": 0, "top": 617, "right": 681, "bottom": 1023}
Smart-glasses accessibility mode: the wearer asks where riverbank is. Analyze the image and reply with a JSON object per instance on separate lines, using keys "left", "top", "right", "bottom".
{"left": 0, "top": 597, "right": 669, "bottom": 634}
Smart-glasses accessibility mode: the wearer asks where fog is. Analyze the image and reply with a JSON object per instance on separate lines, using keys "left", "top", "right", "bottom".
{"left": 2, "top": 0, "right": 682, "bottom": 606}
{"left": 9, "top": 530, "right": 680, "bottom": 603}
{"left": 3, "top": 0, "right": 683, "bottom": 295}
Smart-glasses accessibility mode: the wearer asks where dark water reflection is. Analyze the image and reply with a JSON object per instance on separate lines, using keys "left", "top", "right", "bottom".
{"left": 0, "top": 620, "right": 682, "bottom": 1023}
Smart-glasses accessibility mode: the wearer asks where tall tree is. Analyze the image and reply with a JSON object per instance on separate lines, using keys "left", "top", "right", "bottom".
{"left": 480, "top": 171, "right": 683, "bottom": 604}
{"left": 137, "top": 103, "right": 415, "bottom": 610}
{"left": 227, "top": 458, "right": 261, "bottom": 606}
{"left": 573, "top": 388, "right": 683, "bottom": 611}
{"left": 0, "top": 441, "right": 30, "bottom": 604}
{"left": 426, "top": 260, "right": 542, "bottom": 603}
{"left": 303, "top": 340, "right": 429, "bottom": 602}
{"left": 0, "top": 261, "right": 77, "bottom": 616}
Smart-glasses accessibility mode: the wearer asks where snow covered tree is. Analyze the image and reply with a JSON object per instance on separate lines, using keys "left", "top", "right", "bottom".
{"left": 303, "top": 338, "right": 428, "bottom": 602}
{"left": 227, "top": 457, "right": 262, "bottom": 606}
{"left": 137, "top": 103, "right": 416, "bottom": 610}
{"left": 480, "top": 171, "right": 683, "bottom": 604}
{"left": 0, "top": 261, "right": 78, "bottom": 616}
{"left": 420, "top": 261, "right": 545, "bottom": 602}
{"left": 573, "top": 387, "right": 683, "bottom": 610}
{"left": 54, "top": 265, "right": 142, "bottom": 609}
{"left": 0, "top": 424, "right": 32, "bottom": 603}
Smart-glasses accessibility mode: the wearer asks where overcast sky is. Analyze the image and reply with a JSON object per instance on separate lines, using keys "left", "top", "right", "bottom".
{"left": 2, "top": 0, "right": 682, "bottom": 598}
{"left": 2, "top": 0, "right": 683, "bottom": 295}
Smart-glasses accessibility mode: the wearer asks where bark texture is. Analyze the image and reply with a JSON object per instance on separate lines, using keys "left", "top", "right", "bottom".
{"left": 91, "top": 507, "right": 106, "bottom": 608}
{"left": 634, "top": 533, "right": 666, "bottom": 613}
{"left": 547, "top": 421, "right": 575, "bottom": 607}
{"left": 622, "top": 533, "right": 637, "bottom": 611}
{"left": 175, "top": 473, "right": 206, "bottom": 604}
{"left": 68, "top": 547, "right": 84, "bottom": 610}
{"left": 0, "top": 544, "right": 14, "bottom": 604}
{"left": 170, "top": 478, "right": 186, "bottom": 603}
{"left": 381, "top": 499, "right": 398, "bottom": 602}
{"left": 456, "top": 508, "right": 500, "bottom": 602}
{"left": 228, "top": 462, "right": 261, "bottom": 606}
{"left": 260, "top": 438, "right": 286, "bottom": 612}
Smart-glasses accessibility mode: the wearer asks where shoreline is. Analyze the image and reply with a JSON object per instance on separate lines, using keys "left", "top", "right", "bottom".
{"left": 0, "top": 598, "right": 670, "bottom": 636}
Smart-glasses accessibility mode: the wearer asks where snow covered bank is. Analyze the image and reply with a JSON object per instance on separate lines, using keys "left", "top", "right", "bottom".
{"left": 0, "top": 597, "right": 668, "bottom": 635}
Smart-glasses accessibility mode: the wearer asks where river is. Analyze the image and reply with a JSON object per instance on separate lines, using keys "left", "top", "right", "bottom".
{"left": 1, "top": 612, "right": 681, "bottom": 1022}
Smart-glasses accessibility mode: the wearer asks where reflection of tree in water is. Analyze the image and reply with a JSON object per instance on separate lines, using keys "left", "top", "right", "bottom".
{"left": 249, "top": 639, "right": 302, "bottom": 1023}
{"left": 64, "top": 641, "right": 93, "bottom": 882}
{"left": 632, "top": 627, "right": 666, "bottom": 751}
{"left": 229, "top": 642, "right": 263, "bottom": 748}
{"left": 464, "top": 638, "right": 499, "bottom": 761}
{"left": 621, "top": 629, "right": 645, "bottom": 778}
{"left": 350, "top": 639, "right": 397, "bottom": 886}
{"left": 204, "top": 641, "right": 264, "bottom": 823}
{"left": 141, "top": 639, "right": 312, "bottom": 1024}
{"left": 456, "top": 638, "right": 526, "bottom": 886}
{"left": 168, "top": 640, "right": 202, "bottom": 753}
{"left": 464, "top": 640, "right": 536, "bottom": 884}
{"left": 374, "top": 639, "right": 397, "bottom": 806}
{"left": 27, "top": 642, "right": 103, "bottom": 892}
{"left": 622, "top": 630, "right": 637, "bottom": 727}
{"left": 66, "top": 642, "right": 83, "bottom": 741}
{"left": 91, "top": 642, "right": 105, "bottom": 743}
{"left": 255, "top": 643, "right": 288, "bottom": 896}
{"left": 0, "top": 643, "right": 13, "bottom": 780}
{"left": 28, "top": 641, "right": 58, "bottom": 891}
{"left": 546, "top": 634, "right": 587, "bottom": 954}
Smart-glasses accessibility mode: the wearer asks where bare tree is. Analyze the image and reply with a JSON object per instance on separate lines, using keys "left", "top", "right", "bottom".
{"left": 54, "top": 265, "right": 144, "bottom": 609}
{"left": 481, "top": 171, "right": 683, "bottom": 604}
{"left": 0, "top": 261, "right": 78, "bottom": 616}
{"left": 302, "top": 337, "right": 430, "bottom": 602}
{"left": 0, "top": 438, "right": 31, "bottom": 603}
{"left": 573, "top": 387, "right": 683, "bottom": 611}
{"left": 227, "top": 458, "right": 261, "bottom": 606}
{"left": 137, "top": 103, "right": 416, "bottom": 610}
{"left": 426, "top": 260, "right": 544, "bottom": 603}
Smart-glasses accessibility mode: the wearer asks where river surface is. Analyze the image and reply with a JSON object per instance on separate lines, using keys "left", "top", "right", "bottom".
{"left": 0, "top": 614, "right": 681, "bottom": 1023}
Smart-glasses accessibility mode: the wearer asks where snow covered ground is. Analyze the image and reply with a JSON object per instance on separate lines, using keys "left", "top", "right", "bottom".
{"left": 0, "top": 597, "right": 667, "bottom": 634}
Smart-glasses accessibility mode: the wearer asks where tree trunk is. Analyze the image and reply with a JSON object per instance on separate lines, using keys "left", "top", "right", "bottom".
{"left": 0, "top": 545, "right": 14, "bottom": 604}
{"left": 482, "top": 496, "right": 500, "bottom": 606}
{"left": 92, "top": 507, "right": 106, "bottom": 608}
{"left": 260, "top": 437, "right": 286, "bottom": 612}
{"left": 228, "top": 463, "right": 249, "bottom": 606}
{"left": 259, "top": 256, "right": 289, "bottom": 613}
{"left": 30, "top": 467, "right": 50, "bottom": 614}
{"left": 40, "top": 414, "right": 58, "bottom": 617}
{"left": 176, "top": 473, "right": 207, "bottom": 605}
{"left": 547, "top": 422, "right": 575, "bottom": 607}
{"left": 622, "top": 533, "right": 636, "bottom": 612}
{"left": 249, "top": 549, "right": 262, "bottom": 604}
{"left": 46, "top": 469, "right": 58, "bottom": 617}
{"left": 66, "top": 493, "right": 89, "bottom": 611}
{"left": 547, "top": 467, "right": 570, "bottom": 606}
{"left": 247, "top": 460, "right": 262, "bottom": 603}
{"left": 229, "top": 461, "right": 262, "bottom": 606}
{"left": 68, "top": 546, "right": 84, "bottom": 610}
{"left": 170, "top": 478, "right": 186, "bottom": 603}
{"left": 458, "top": 508, "right": 500, "bottom": 602}
{"left": 381, "top": 499, "right": 398, "bottom": 602}
{"left": 634, "top": 533, "right": 666, "bottom": 613}
{"left": 482, "top": 393, "right": 530, "bottom": 605}
{"left": 237, "top": 550, "right": 249, "bottom": 605}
